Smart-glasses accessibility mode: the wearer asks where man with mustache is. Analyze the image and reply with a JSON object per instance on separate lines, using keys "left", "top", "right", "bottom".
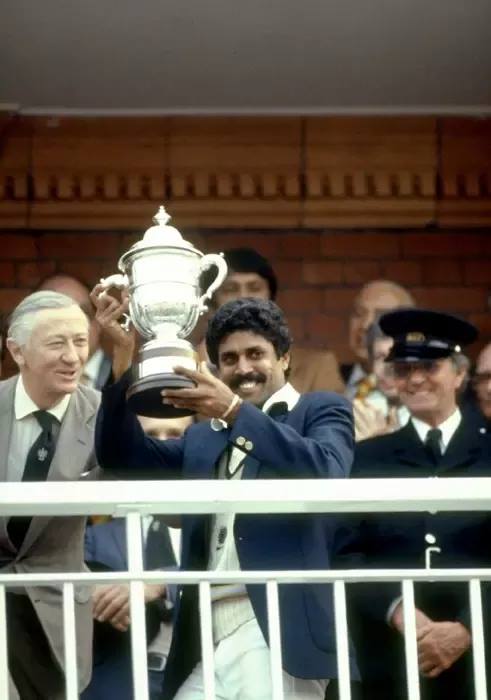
{"left": 94, "top": 295, "right": 356, "bottom": 700}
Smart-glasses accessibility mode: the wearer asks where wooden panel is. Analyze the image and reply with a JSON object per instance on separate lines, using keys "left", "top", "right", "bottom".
{"left": 438, "top": 118, "right": 491, "bottom": 226}
{"left": 303, "top": 117, "right": 437, "bottom": 227}
{"left": 0, "top": 115, "right": 490, "bottom": 229}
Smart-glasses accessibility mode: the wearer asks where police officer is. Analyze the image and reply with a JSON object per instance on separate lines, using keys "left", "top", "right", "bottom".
{"left": 334, "top": 308, "right": 491, "bottom": 700}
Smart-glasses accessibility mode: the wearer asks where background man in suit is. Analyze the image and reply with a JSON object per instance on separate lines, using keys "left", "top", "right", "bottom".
{"left": 94, "top": 295, "right": 356, "bottom": 700}
{"left": 199, "top": 247, "right": 346, "bottom": 394}
{"left": 1, "top": 291, "right": 100, "bottom": 699}
{"left": 334, "top": 308, "right": 491, "bottom": 700}
{"left": 341, "top": 280, "right": 415, "bottom": 400}
{"left": 38, "top": 274, "right": 112, "bottom": 389}
{"left": 471, "top": 342, "right": 491, "bottom": 427}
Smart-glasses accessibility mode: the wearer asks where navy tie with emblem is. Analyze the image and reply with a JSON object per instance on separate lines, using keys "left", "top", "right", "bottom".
{"left": 7, "top": 410, "right": 59, "bottom": 550}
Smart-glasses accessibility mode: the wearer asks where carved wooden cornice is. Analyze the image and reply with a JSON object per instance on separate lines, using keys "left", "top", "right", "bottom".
{"left": 0, "top": 116, "right": 490, "bottom": 229}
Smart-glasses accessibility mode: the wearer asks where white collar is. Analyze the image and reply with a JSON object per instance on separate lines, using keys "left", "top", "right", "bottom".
{"left": 411, "top": 408, "right": 462, "bottom": 452}
{"left": 262, "top": 381, "right": 300, "bottom": 414}
{"left": 14, "top": 375, "right": 71, "bottom": 423}
{"left": 81, "top": 348, "right": 104, "bottom": 383}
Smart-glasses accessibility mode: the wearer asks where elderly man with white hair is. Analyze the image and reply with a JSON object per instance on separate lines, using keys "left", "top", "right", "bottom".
{"left": 1, "top": 290, "right": 100, "bottom": 700}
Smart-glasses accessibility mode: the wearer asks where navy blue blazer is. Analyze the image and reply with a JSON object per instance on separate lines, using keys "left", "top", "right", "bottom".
{"left": 96, "top": 375, "right": 356, "bottom": 698}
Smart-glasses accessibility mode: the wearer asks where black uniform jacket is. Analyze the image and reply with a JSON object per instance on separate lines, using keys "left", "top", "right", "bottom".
{"left": 333, "top": 416, "right": 491, "bottom": 698}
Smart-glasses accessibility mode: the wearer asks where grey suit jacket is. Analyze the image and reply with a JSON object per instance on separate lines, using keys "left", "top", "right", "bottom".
{"left": 0, "top": 376, "right": 101, "bottom": 695}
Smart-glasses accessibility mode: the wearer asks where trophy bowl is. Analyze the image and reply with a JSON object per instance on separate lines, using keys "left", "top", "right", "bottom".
{"left": 100, "top": 206, "right": 227, "bottom": 418}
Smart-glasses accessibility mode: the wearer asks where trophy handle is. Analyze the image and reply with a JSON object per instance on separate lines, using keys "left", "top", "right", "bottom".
{"left": 99, "top": 273, "right": 129, "bottom": 291}
{"left": 197, "top": 253, "right": 228, "bottom": 314}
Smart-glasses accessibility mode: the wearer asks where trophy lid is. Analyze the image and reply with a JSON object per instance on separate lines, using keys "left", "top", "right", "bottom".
{"left": 135, "top": 206, "right": 192, "bottom": 249}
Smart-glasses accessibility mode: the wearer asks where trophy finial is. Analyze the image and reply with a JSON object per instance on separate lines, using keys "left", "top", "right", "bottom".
{"left": 153, "top": 206, "right": 171, "bottom": 227}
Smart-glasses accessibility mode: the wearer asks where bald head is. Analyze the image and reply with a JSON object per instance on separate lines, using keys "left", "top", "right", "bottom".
{"left": 349, "top": 279, "right": 415, "bottom": 367}
{"left": 38, "top": 274, "right": 99, "bottom": 355}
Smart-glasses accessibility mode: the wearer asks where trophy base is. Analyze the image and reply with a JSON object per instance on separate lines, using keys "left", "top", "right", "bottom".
{"left": 126, "top": 374, "right": 196, "bottom": 418}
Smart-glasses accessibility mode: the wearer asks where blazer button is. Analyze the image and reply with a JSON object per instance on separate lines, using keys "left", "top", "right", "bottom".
{"left": 236, "top": 436, "right": 246, "bottom": 446}
{"left": 244, "top": 440, "right": 253, "bottom": 451}
{"left": 425, "top": 533, "right": 437, "bottom": 545}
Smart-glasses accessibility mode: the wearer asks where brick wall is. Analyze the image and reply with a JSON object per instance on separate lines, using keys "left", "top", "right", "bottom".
{"left": 1, "top": 230, "right": 490, "bottom": 366}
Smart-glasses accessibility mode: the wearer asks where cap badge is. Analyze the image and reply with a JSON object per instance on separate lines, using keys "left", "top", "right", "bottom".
{"left": 406, "top": 332, "right": 426, "bottom": 342}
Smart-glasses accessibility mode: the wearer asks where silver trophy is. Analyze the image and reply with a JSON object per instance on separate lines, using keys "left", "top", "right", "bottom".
{"left": 100, "top": 206, "right": 228, "bottom": 417}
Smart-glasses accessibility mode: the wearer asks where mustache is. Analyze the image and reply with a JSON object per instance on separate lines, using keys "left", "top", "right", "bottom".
{"left": 230, "top": 372, "right": 266, "bottom": 390}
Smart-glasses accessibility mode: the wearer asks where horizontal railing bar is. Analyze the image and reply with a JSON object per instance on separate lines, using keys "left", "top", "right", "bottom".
{"left": 1, "top": 568, "right": 491, "bottom": 586}
{"left": 0, "top": 478, "right": 491, "bottom": 516}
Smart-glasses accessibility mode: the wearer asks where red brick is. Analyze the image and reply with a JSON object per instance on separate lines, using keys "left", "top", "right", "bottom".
{"left": 401, "top": 233, "right": 483, "bottom": 258}
{"left": 0, "top": 262, "right": 16, "bottom": 286}
{"left": 60, "top": 261, "right": 108, "bottom": 287}
{"left": 463, "top": 261, "right": 491, "bottom": 285}
{"left": 38, "top": 233, "right": 121, "bottom": 260}
{"left": 342, "top": 261, "right": 382, "bottom": 285}
{"left": 274, "top": 260, "right": 302, "bottom": 287}
{"left": 302, "top": 261, "right": 343, "bottom": 286}
{"left": 412, "top": 286, "right": 488, "bottom": 313}
{"left": 0, "top": 234, "right": 37, "bottom": 260}
{"left": 422, "top": 259, "right": 463, "bottom": 285}
{"left": 278, "top": 233, "right": 321, "bottom": 258}
{"left": 304, "top": 314, "right": 346, "bottom": 344}
{"left": 323, "top": 288, "right": 357, "bottom": 312}
{"left": 469, "top": 313, "right": 491, "bottom": 342}
{"left": 321, "top": 233, "right": 400, "bottom": 259}
{"left": 381, "top": 260, "right": 422, "bottom": 285}
{"left": 0, "top": 288, "right": 30, "bottom": 312}
{"left": 16, "top": 261, "right": 57, "bottom": 288}
{"left": 277, "top": 288, "right": 324, "bottom": 314}
{"left": 202, "top": 232, "right": 279, "bottom": 258}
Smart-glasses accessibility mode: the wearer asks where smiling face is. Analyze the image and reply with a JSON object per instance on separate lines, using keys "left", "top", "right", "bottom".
{"left": 8, "top": 305, "right": 90, "bottom": 408}
{"left": 392, "top": 357, "right": 466, "bottom": 426}
{"left": 217, "top": 330, "right": 289, "bottom": 407}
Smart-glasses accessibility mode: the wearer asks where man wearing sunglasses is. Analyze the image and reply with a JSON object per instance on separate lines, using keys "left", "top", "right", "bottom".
{"left": 334, "top": 308, "right": 491, "bottom": 700}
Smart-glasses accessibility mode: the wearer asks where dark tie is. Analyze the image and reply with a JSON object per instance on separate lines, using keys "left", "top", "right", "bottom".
{"left": 7, "top": 411, "right": 59, "bottom": 550}
{"left": 425, "top": 428, "right": 442, "bottom": 465}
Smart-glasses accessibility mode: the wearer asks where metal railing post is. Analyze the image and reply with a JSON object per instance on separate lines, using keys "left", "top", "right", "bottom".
{"left": 199, "top": 581, "right": 216, "bottom": 700}
{"left": 126, "top": 512, "right": 149, "bottom": 700}
{"left": 266, "top": 580, "right": 284, "bottom": 700}
{"left": 63, "top": 582, "right": 79, "bottom": 699}
{"left": 402, "top": 580, "right": 421, "bottom": 700}
{"left": 0, "top": 586, "right": 10, "bottom": 700}
{"left": 334, "top": 580, "right": 352, "bottom": 700}
{"left": 470, "top": 578, "right": 488, "bottom": 700}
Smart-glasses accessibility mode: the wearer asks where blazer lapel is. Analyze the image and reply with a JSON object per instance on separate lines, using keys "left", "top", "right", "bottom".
{"left": 0, "top": 378, "right": 17, "bottom": 549}
{"left": 437, "top": 419, "right": 483, "bottom": 474}
{"left": 18, "top": 388, "right": 97, "bottom": 557}
{"left": 392, "top": 421, "right": 434, "bottom": 470}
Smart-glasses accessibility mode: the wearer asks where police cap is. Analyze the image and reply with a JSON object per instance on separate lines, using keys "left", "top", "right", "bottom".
{"left": 379, "top": 308, "right": 478, "bottom": 362}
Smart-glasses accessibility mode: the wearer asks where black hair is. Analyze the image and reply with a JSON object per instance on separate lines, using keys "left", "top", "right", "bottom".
{"left": 200, "top": 247, "right": 278, "bottom": 302}
{"left": 206, "top": 298, "right": 291, "bottom": 366}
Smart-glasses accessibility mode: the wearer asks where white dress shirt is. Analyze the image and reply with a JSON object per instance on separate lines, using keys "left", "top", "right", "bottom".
{"left": 208, "top": 382, "right": 300, "bottom": 641}
{"left": 7, "top": 376, "right": 70, "bottom": 482}
{"left": 410, "top": 408, "right": 462, "bottom": 454}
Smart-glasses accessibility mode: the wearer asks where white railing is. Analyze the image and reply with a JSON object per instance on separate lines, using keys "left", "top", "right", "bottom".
{"left": 1, "top": 477, "right": 490, "bottom": 700}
